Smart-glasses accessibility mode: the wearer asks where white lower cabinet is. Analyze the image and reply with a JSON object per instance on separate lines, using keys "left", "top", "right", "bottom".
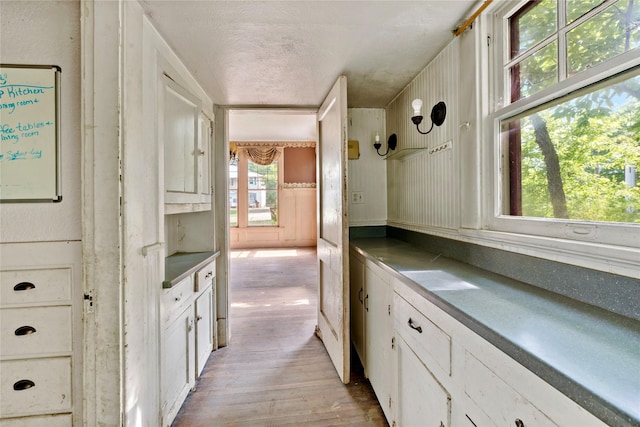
{"left": 162, "top": 304, "right": 195, "bottom": 424}
{"left": 350, "top": 252, "right": 395, "bottom": 423}
{"left": 395, "top": 336, "right": 451, "bottom": 427}
{"left": 161, "top": 259, "right": 217, "bottom": 426}
{"left": 195, "top": 286, "right": 214, "bottom": 377}
{"left": 0, "top": 242, "right": 82, "bottom": 425}
{"left": 364, "top": 261, "right": 394, "bottom": 421}
{"left": 350, "top": 251, "right": 608, "bottom": 427}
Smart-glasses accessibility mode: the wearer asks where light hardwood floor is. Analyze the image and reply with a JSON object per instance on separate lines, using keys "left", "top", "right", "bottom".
{"left": 172, "top": 247, "right": 388, "bottom": 426}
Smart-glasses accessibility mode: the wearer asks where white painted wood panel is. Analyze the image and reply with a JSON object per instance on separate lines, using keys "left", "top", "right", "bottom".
{"left": 0, "top": 268, "right": 71, "bottom": 306}
{"left": 1, "top": 357, "right": 72, "bottom": 417}
{"left": 0, "top": 414, "right": 72, "bottom": 427}
{"left": 1, "top": 306, "right": 72, "bottom": 358}
{"left": 347, "top": 108, "right": 387, "bottom": 226}
{"left": 386, "top": 40, "right": 461, "bottom": 232}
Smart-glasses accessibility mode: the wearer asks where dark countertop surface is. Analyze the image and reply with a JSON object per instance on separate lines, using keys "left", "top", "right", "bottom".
{"left": 351, "top": 237, "right": 640, "bottom": 427}
{"left": 164, "top": 251, "right": 220, "bottom": 288}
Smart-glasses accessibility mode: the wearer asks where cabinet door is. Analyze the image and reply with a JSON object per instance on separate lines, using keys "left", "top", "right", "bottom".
{"left": 195, "top": 287, "right": 213, "bottom": 377}
{"left": 349, "top": 252, "right": 366, "bottom": 367}
{"left": 162, "top": 305, "right": 195, "bottom": 424}
{"left": 164, "top": 77, "right": 199, "bottom": 194}
{"left": 198, "top": 113, "right": 212, "bottom": 198}
{"left": 365, "top": 263, "right": 394, "bottom": 421}
{"left": 396, "top": 336, "right": 451, "bottom": 427}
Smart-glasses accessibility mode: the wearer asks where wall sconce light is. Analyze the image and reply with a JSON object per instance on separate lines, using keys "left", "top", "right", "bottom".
{"left": 374, "top": 132, "right": 397, "bottom": 157}
{"left": 411, "top": 99, "right": 447, "bottom": 134}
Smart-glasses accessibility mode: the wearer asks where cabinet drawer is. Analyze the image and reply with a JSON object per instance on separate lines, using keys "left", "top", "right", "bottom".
{"left": 161, "top": 276, "right": 193, "bottom": 323}
{"left": 0, "top": 413, "right": 72, "bottom": 427}
{"left": 1, "top": 306, "right": 72, "bottom": 358}
{"left": 1, "top": 357, "right": 72, "bottom": 417}
{"left": 195, "top": 260, "right": 215, "bottom": 292}
{"left": 464, "top": 351, "right": 557, "bottom": 427}
{"left": 0, "top": 269, "right": 71, "bottom": 306}
{"left": 394, "top": 292, "right": 451, "bottom": 376}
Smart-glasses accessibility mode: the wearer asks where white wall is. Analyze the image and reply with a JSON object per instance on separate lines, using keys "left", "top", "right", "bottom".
{"left": 0, "top": 2, "right": 84, "bottom": 425}
{"left": 386, "top": 40, "right": 463, "bottom": 232}
{"left": 0, "top": 0, "right": 81, "bottom": 242}
{"left": 347, "top": 109, "right": 387, "bottom": 226}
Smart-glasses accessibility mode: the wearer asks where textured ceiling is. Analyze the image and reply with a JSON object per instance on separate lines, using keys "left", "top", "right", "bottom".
{"left": 142, "top": 1, "right": 477, "bottom": 108}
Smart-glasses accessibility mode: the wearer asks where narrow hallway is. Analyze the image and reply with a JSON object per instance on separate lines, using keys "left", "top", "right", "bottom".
{"left": 172, "top": 248, "right": 387, "bottom": 426}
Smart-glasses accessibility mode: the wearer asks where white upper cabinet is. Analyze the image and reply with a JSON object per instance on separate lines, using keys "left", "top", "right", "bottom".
{"left": 162, "top": 76, "right": 212, "bottom": 213}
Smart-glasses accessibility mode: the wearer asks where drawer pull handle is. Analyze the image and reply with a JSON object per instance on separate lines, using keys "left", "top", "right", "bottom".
{"left": 408, "top": 318, "right": 423, "bottom": 333}
{"left": 13, "top": 379, "right": 35, "bottom": 391}
{"left": 205, "top": 272, "right": 213, "bottom": 279}
{"left": 175, "top": 296, "right": 181, "bottom": 302}
{"left": 515, "top": 419, "right": 525, "bottom": 427}
{"left": 14, "top": 282, "right": 36, "bottom": 291}
{"left": 358, "top": 287, "right": 363, "bottom": 303}
{"left": 197, "top": 315, "right": 203, "bottom": 321}
{"left": 364, "top": 294, "right": 369, "bottom": 312}
{"left": 15, "top": 326, "right": 37, "bottom": 336}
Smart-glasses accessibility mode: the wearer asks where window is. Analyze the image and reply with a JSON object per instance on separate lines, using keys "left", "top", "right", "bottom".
{"left": 491, "top": 0, "right": 640, "bottom": 247}
{"left": 247, "top": 160, "right": 278, "bottom": 226}
{"left": 229, "top": 158, "right": 238, "bottom": 227}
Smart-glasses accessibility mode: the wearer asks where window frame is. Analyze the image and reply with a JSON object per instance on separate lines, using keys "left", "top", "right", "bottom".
{"left": 246, "top": 159, "right": 279, "bottom": 227}
{"left": 484, "top": 0, "right": 640, "bottom": 250}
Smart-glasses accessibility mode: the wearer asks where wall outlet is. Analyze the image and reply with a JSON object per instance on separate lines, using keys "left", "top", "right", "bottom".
{"left": 351, "top": 191, "right": 364, "bottom": 204}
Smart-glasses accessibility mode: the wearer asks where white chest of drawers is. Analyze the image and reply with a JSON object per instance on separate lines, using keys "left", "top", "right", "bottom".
{"left": 0, "top": 242, "right": 82, "bottom": 426}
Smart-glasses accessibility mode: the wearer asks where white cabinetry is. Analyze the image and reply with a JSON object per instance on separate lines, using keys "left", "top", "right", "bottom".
{"left": 351, "top": 247, "right": 609, "bottom": 427}
{"left": 0, "top": 242, "right": 82, "bottom": 426}
{"left": 394, "top": 290, "right": 452, "bottom": 427}
{"left": 161, "top": 259, "right": 216, "bottom": 426}
{"left": 364, "top": 261, "right": 394, "bottom": 421}
{"left": 163, "top": 76, "right": 212, "bottom": 214}
{"left": 349, "top": 251, "right": 394, "bottom": 423}
{"left": 161, "top": 276, "right": 196, "bottom": 424}
{"left": 393, "top": 281, "right": 608, "bottom": 427}
{"left": 395, "top": 337, "right": 451, "bottom": 427}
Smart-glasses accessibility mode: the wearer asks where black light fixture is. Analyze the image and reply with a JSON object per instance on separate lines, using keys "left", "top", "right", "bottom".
{"left": 411, "top": 99, "right": 447, "bottom": 134}
{"left": 374, "top": 133, "right": 397, "bottom": 157}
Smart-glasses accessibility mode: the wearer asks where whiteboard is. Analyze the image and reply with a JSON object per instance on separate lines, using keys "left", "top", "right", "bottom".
{"left": 0, "top": 65, "right": 61, "bottom": 202}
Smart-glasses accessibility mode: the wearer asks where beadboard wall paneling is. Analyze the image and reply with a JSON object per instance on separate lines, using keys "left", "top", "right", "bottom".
{"left": 386, "top": 40, "right": 460, "bottom": 231}
{"left": 347, "top": 109, "right": 387, "bottom": 226}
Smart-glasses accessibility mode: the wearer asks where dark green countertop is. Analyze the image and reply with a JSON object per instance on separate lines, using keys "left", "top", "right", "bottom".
{"left": 351, "top": 237, "right": 640, "bottom": 427}
{"left": 163, "top": 251, "right": 220, "bottom": 288}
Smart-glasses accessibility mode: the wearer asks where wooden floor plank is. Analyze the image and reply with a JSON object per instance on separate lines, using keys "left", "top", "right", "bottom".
{"left": 172, "top": 247, "right": 387, "bottom": 427}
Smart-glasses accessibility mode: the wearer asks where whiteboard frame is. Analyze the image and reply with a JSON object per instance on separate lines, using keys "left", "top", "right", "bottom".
{"left": 0, "top": 64, "right": 62, "bottom": 203}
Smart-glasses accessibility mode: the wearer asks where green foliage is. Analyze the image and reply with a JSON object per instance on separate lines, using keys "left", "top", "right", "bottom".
{"left": 519, "top": 75, "right": 640, "bottom": 223}
{"left": 510, "top": 0, "right": 640, "bottom": 224}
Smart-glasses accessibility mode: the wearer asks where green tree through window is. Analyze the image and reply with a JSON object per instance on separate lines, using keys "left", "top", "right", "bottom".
{"left": 505, "top": 0, "right": 640, "bottom": 223}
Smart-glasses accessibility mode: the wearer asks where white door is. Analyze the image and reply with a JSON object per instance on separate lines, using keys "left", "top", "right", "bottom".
{"left": 316, "top": 76, "right": 350, "bottom": 384}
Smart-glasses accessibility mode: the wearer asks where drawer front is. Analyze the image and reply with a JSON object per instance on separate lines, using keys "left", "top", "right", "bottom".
{"left": 195, "top": 260, "right": 215, "bottom": 291}
{"left": 0, "top": 269, "right": 71, "bottom": 306}
{"left": 0, "top": 413, "right": 72, "bottom": 427}
{"left": 1, "top": 358, "right": 72, "bottom": 417}
{"left": 161, "top": 276, "right": 193, "bottom": 323}
{"left": 464, "top": 351, "right": 558, "bottom": 427}
{"left": 394, "top": 292, "right": 452, "bottom": 376}
{"left": 1, "top": 306, "right": 72, "bottom": 358}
